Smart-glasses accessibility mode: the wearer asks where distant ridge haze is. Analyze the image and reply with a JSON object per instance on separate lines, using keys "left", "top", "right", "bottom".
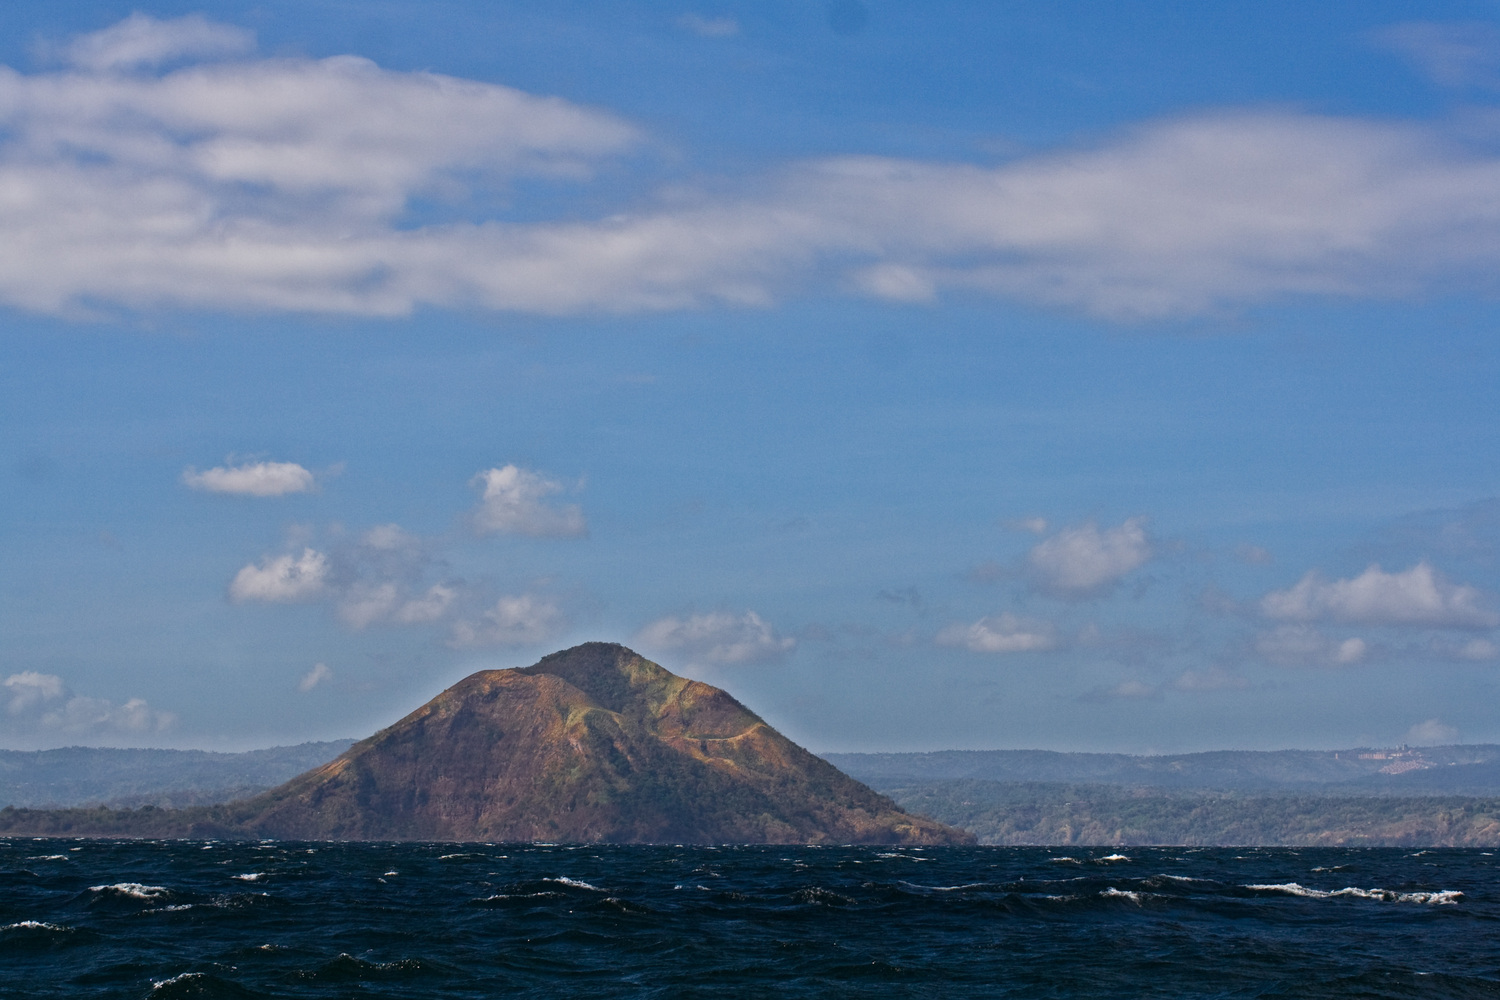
{"left": 7, "top": 742, "right": 1500, "bottom": 810}
{"left": 826, "top": 745, "right": 1500, "bottom": 796}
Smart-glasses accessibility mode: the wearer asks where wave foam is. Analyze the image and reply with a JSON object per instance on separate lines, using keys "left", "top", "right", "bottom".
{"left": 545, "top": 876, "right": 603, "bottom": 891}
{"left": 1245, "top": 883, "right": 1462, "bottom": 904}
{"left": 3, "top": 921, "right": 71, "bottom": 932}
{"left": 1101, "top": 887, "right": 1143, "bottom": 903}
{"left": 231, "top": 873, "right": 265, "bottom": 882}
{"left": 90, "top": 882, "right": 169, "bottom": 900}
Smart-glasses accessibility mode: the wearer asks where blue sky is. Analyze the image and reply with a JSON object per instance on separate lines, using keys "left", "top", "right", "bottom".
{"left": 3, "top": 2, "right": 1500, "bottom": 753}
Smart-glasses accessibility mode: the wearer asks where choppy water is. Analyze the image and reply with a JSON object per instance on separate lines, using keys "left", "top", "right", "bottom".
{"left": 3, "top": 839, "right": 1497, "bottom": 998}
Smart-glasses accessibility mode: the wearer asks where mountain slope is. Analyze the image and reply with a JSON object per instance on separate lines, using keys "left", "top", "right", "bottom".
{"left": 231, "top": 643, "right": 969, "bottom": 844}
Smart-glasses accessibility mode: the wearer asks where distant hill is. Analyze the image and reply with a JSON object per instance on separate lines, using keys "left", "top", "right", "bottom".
{"left": 824, "top": 747, "right": 1500, "bottom": 846}
{"left": 825, "top": 746, "right": 1500, "bottom": 796}
{"left": 879, "top": 780, "right": 1500, "bottom": 847}
{"left": 0, "top": 741, "right": 355, "bottom": 808}
{"left": 0, "top": 644, "right": 970, "bottom": 845}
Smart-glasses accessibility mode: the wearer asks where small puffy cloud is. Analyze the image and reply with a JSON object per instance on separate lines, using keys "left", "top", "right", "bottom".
{"left": 3, "top": 672, "right": 174, "bottom": 737}
{"left": 635, "top": 611, "right": 795, "bottom": 666}
{"left": 298, "top": 663, "right": 333, "bottom": 692}
{"left": 182, "top": 460, "right": 314, "bottom": 496}
{"left": 678, "top": 13, "right": 740, "bottom": 37}
{"left": 1260, "top": 562, "right": 1499, "bottom": 629}
{"left": 4, "top": 671, "right": 65, "bottom": 714}
{"left": 228, "top": 521, "right": 471, "bottom": 633}
{"left": 936, "top": 613, "right": 1057, "bottom": 653}
{"left": 63, "top": 12, "right": 255, "bottom": 72}
{"left": 450, "top": 594, "right": 567, "bottom": 648}
{"left": 1027, "top": 517, "right": 1152, "bottom": 596}
{"left": 1406, "top": 718, "right": 1460, "bottom": 746}
{"left": 1255, "top": 625, "right": 1369, "bottom": 667}
{"left": 471, "top": 465, "right": 587, "bottom": 538}
{"left": 228, "top": 548, "right": 330, "bottom": 603}
{"left": 1371, "top": 21, "right": 1500, "bottom": 89}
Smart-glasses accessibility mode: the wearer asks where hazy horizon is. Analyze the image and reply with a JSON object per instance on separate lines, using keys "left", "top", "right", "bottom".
{"left": 4, "top": 2, "right": 1499, "bottom": 756}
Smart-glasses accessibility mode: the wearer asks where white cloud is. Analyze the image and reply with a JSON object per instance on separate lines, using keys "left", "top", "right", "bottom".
{"left": 678, "top": 13, "right": 741, "bottom": 37}
{"left": 6, "top": 20, "right": 1500, "bottom": 320}
{"left": 1260, "top": 562, "right": 1499, "bottom": 628}
{"left": 635, "top": 610, "right": 795, "bottom": 665}
{"left": 936, "top": 613, "right": 1056, "bottom": 653}
{"left": 336, "top": 581, "right": 454, "bottom": 629}
{"left": 3, "top": 672, "right": 174, "bottom": 736}
{"left": 228, "top": 547, "right": 330, "bottom": 603}
{"left": 1254, "top": 625, "right": 1370, "bottom": 667}
{"left": 1027, "top": 517, "right": 1151, "bottom": 596}
{"left": 449, "top": 594, "right": 566, "bottom": 648}
{"left": 182, "top": 460, "right": 314, "bottom": 496}
{"left": 471, "top": 465, "right": 587, "bottom": 538}
{"left": 1371, "top": 21, "right": 1500, "bottom": 89}
{"left": 62, "top": 12, "right": 255, "bottom": 72}
{"left": 4, "top": 671, "right": 64, "bottom": 714}
{"left": 1406, "top": 718, "right": 1460, "bottom": 746}
{"left": 298, "top": 662, "right": 333, "bottom": 692}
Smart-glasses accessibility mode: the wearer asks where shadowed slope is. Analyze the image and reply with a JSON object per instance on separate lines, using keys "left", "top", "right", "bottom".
{"left": 233, "top": 643, "right": 970, "bottom": 844}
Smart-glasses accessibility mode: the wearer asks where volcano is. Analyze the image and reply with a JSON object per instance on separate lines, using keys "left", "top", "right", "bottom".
{"left": 231, "top": 642, "right": 970, "bottom": 844}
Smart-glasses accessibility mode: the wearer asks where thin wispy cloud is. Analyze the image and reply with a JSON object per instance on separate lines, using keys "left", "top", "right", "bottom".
{"left": 448, "top": 594, "right": 567, "bottom": 648}
{"left": 678, "top": 13, "right": 740, "bottom": 38}
{"left": 183, "top": 461, "right": 315, "bottom": 496}
{"left": 1255, "top": 625, "right": 1370, "bottom": 667}
{"left": 636, "top": 611, "right": 795, "bottom": 666}
{"left": 936, "top": 613, "right": 1057, "bottom": 653}
{"left": 297, "top": 662, "right": 333, "bottom": 692}
{"left": 6, "top": 18, "right": 1500, "bottom": 321}
{"left": 1371, "top": 21, "right": 1500, "bottom": 89}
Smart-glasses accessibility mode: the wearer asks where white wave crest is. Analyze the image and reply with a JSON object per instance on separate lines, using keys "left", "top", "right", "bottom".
{"left": 1101, "top": 887, "right": 1143, "bottom": 903}
{"left": 151, "top": 973, "right": 206, "bottom": 991}
{"left": 231, "top": 873, "right": 265, "bottom": 881}
{"left": 3, "top": 920, "right": 71, "bottom": 931}
{"left": 90, "top": 882, "right": 169, "bottom": 899}
{"left": 1245, "top": 882, "right": 1462, "bottom": 904}
{"left": 25, "top": 855, "right": 68, "bottom": 861}
{"left": 1098, "top": 854, "right": 1131, "bottom": 862}
{"left": 546, "top": 876, "right": 604, "bottom": 891}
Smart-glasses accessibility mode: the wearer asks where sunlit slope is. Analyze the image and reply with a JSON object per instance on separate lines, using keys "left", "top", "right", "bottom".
{"left": 234, "top": 643, "right": 970, "bottom": 844}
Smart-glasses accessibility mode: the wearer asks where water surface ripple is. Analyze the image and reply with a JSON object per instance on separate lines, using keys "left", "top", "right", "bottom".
{"left": 3, "top": 840, "right": 1496, "bottom": 998}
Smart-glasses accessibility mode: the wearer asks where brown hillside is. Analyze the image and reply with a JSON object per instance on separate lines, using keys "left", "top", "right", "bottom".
{"left": 232, "top": 642, "right": 971, "bottom": 844}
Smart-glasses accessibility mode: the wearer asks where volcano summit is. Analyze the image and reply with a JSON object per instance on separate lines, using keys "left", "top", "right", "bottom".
{"left": 232, "top": 642, "right": 969, "bottom": 843}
